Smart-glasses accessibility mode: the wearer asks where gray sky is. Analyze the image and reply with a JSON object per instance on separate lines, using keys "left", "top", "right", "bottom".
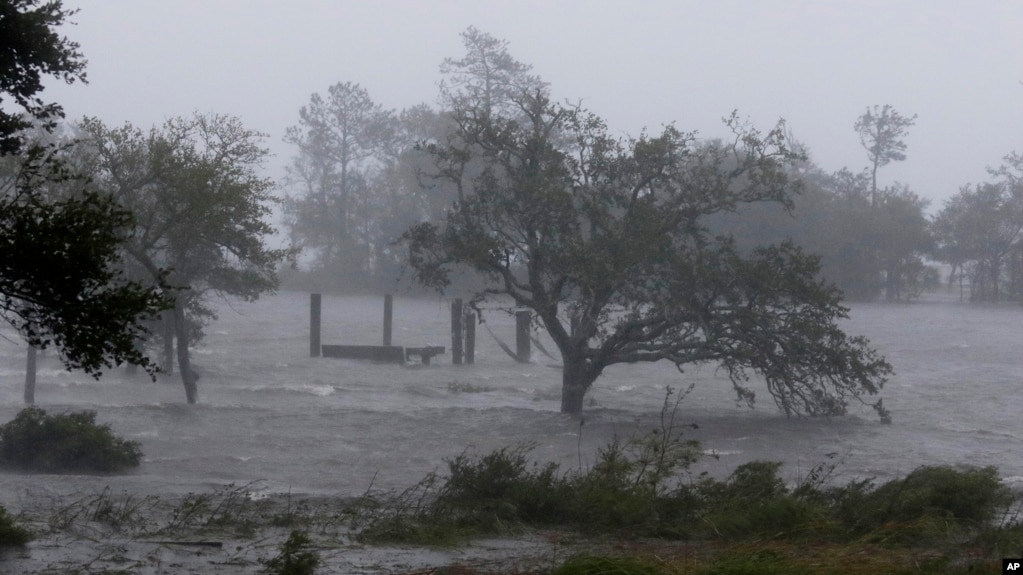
{"left": 47, "top": 0, "right": 1023, "bottom": 213}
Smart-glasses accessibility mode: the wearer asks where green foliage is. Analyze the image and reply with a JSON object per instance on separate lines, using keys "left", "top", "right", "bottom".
{"left": 353, "top": 416, "right": 1020, "bottom": 553}
{"left": 261, "top": 530, "right": 320, "bottom": 575}
{"left": 356, "top": 392, "right": 706, "bottom": 544}
{"left": 932, "top": 166, "right": 1023, "bottom": 303}
{"left": 0, "top": 407, "right": 142, "bottom": 473}
{"left": 0, "top": 0, "right": 87, "bottom": 155}
{"left": 853, "top": 104, "right": 917, "bottom": 207}
{"left": 829, "top": 465, "right": 1012, "bottom": 544}
{"left": 79, "top": 113, "right": 289, "bottom": 401}
{"left": 405, "top": 52, "right": 892, "bottom": 419}
{"left": 695, "top": 461, "right": 824, "bottom": 539}
{"left": 0, "top": 1, "right": 169, "bottom": 376}
{"left": 0, "top": 151, "right": 170, "bottom": 376}
{"left": 0, "top": 503, "right": 32, "bottom": 547}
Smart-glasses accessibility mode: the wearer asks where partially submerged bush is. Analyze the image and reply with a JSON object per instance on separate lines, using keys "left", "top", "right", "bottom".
{"left": 826, "top": 464, "right": 1013, "bottom": 544}
{"left": 0, "top": 504, "right": 32, "bottom": 547}
{"left": 355, "top": 443, "right": 1020, "bottom": 548}
{"left": 349, "top": 386, "right": 1020, "bottom": 551}
{"left": 0, "top": 406, "right": 142, "bottom": 473}
{"left": 261, "top": 530, "right": 320, "bottom": 575}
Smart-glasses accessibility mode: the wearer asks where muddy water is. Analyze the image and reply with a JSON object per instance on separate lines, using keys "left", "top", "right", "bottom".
{"left": 0, "top": 290, "right": 1020, "bottom": 510}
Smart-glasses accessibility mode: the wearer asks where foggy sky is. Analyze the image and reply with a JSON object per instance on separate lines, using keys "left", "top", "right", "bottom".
{"left": 46, "top": 0, "right": 1023, "bottom": 214}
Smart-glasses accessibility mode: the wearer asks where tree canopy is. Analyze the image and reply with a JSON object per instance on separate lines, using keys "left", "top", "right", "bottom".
{"left": 0, "top": 0, "right": 86, "bottom": 154}
{"left": 854, "top": 105, "right": 916, "bottom": 207}
{"left": 78, "top": 113, "right": 288, "bottom": 402}
{"left": 0, "top": 0, "right": 168, "bottom": 377}
{"left": 404, "top": 89, "right": 893, "bottom": 419}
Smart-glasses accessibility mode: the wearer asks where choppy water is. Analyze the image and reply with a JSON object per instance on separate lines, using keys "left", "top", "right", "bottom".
{"left": 1, "top": 290, "right": 1021, "bottom": 509}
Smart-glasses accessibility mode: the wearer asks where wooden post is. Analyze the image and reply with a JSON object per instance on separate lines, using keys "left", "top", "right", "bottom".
{"left": 516, "top": 310, "right": 531, "bottom": 362}
{"left": 24, "top": 345, "right": 36, "bottom": 404}
{"left": 464, "top": 311, "right": 476, "bottom": 364}
{"left": 383, "top": 294, "right": 393, "bottom": 346}
{"left": 451, "top": 298, "right": 463, "bottom": 365}
{"left": 310, "top": 293, "right": 322, "bottom": 358}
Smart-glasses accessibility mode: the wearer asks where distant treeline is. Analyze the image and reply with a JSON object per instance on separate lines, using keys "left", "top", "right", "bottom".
{"left": 278, "top": 30, "right": 1020, "bottom": 304}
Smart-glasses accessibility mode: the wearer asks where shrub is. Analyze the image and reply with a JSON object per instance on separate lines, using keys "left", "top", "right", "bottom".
{"left": 0, "top": 504, "right": 32, "bottom": 547}
{"left": 261, "top": 530, "right": 320, "bottom": 575}
{"left": 832, "top": 465, "right": 1012, "bottom": 539}
{"left": 0, "top": 406, "right": 142, "bottom": 473}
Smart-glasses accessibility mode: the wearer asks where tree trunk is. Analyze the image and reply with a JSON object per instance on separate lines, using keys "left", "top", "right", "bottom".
{"left": 163, "top": 312, "right": 175, "bottom": 375}
{"left": 24, "top": 345, "right": 37, "bottom": 404}
{"left": 560, "top": 358, "right": 598, "bottom": 414}
{"left": 172, "top": 298, "right": 199, "bottom": 404}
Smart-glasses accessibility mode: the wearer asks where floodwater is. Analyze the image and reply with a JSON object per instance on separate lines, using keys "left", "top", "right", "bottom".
{"left": 0, "top": 289, "right": 1021, "bottom": 509}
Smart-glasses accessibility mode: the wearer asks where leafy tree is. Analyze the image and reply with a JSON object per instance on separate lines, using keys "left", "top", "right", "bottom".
{"left": 709, "top": 153, "right": 933, "bottom": 302}
{"left": 79, "top": 114, "right": 287, "bottom": 403}
{"left": 0, "top": 0, "right": 86, "bottom": 154}
{"left": 932, "top": 180, "right": 1023, "bottom": 302}
{"left": 0, "top": 148, "right": 168, "bottom": 374}
{"left": 283, "top": 81, "right": 396, "bottom": 279}
{"left": 853, "top": 104, "right": 916, "bottom": 207}
{"left": 0, "top": 0, "right": 168, "bottom": 377}
{"left": 404, "top": 90, "right": 892, "bottom": 419}
{"left": 279, "top": 27, "right": 548, "bottom": 292}
{"left": 871, "top": 184, "right": 933, "bottom": 300}
{"left": 439, "top": 25, "right": 548, "bottom": 118}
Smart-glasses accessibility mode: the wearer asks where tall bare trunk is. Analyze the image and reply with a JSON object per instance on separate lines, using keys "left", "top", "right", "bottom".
{"left": 24, "top": 345, "right": 37, "bottom": 404}
{"left": 172, "top": 297, "right": 199, "bottom": 404}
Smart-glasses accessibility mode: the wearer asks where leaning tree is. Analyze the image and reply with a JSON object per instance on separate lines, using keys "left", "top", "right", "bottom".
{"left": 404, "top": 91, "right": 891, "bottom": 419}
{"left": 79, "top": 114, "right": 288, "bottom": 403}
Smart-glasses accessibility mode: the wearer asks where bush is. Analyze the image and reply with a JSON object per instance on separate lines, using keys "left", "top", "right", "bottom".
{"left": 0, "top": 504, "right": 32, "bottom": 547}
{"left": 831, "top": 465, "right": 1013, "bottom": 540}
{"left": 261, "top": 530, "right": 320, "bottom": 575}
{"left": 693, "top": 461, "right": 831, "bottom": 539}
{"left": 0, "top": 407, "right": 142, "bottom": 473}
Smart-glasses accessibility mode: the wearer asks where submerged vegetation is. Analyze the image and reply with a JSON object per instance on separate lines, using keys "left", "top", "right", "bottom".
{"left": 328, "top": 390, "right": 1021, "bottom": 574}
{"left": 3, "top": 433, "right": 1019, "bottom": 572}
{"left": 0, "top": 504, "right": 32, "bottom": 547}
{"left": 0, "top": 407, "right": 142, "bottom": 473}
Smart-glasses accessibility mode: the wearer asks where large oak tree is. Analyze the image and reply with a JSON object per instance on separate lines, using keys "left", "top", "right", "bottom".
{"left": 405, "top": 91, "right": 892, "bottom": 419}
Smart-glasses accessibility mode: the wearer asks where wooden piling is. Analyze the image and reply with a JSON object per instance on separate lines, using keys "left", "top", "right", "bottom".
{"left": 310, "top": 293, "right": 321, "bottom": 357}
{"left": 383, "top": 294, "right": 393, "bottom": 346}
{"left": 451, "top": 299, "right": 464, "bottom": 365}
{"left": 516, "top": 310, "right": 531, "bottom": 362}
{"left": 464, "top": 311, "right": 476, "bottom": 364}
{"left": 24, "top": 345, "right": 36, "bottom": 404}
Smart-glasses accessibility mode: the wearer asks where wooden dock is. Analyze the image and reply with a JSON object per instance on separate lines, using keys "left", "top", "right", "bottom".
{"left": 320, "top": 344, "right": 446, "bottom": 365}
